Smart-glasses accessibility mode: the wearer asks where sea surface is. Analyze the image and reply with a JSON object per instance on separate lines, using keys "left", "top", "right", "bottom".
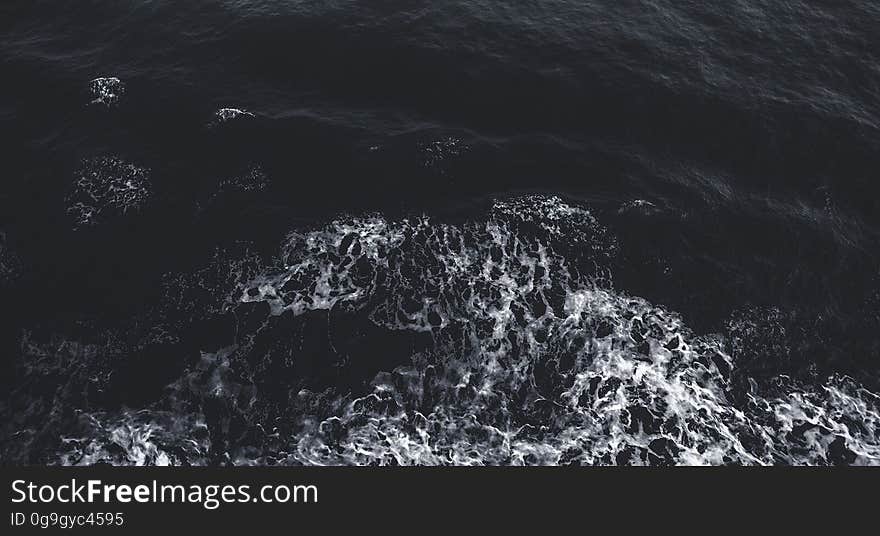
{"left": 2, "top": 0, "right": 880, "bottom": 465}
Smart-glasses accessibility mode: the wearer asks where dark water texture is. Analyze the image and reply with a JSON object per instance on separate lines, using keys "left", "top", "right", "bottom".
{"left": 1, "top": 1, "right": 879, "bottom": 465}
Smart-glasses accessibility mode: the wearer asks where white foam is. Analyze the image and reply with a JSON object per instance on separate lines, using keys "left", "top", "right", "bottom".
{"left": 212, "top": 107, "right": 255, "bottom": 125}
{"left": 88, "top": 77, "right": 125, "bottom": 106}
{"left": 57, "top": 195, "right": 880, "bottom": 465}
{"left": 65, "top": 156, "right": 151, "bottom": 228}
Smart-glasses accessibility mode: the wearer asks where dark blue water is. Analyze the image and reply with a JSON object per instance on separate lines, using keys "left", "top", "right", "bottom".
{"left": 2, "top": 1, "right": 879, "bottom": 465}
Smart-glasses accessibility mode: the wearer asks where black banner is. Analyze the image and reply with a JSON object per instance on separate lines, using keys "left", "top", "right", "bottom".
{"left": 1, "top": 467, "right": 875, "bottom": 532}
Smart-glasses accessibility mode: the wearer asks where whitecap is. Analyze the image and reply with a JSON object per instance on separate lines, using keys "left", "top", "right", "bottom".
{"left": 211, "top": 107, "right": 255, "bottom": 126}
{"left": 88, "top": 77, "right": 125, "bottom": 106}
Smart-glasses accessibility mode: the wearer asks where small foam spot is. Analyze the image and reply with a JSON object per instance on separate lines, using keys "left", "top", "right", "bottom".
{"left": 420, "top": 137, "right": 468, "bottom": 174}
{"left": 211, "top": 107, "right": 255, "bottom": 126}
{"left": 88, "top": 77, "right": 125, "bottom": 107}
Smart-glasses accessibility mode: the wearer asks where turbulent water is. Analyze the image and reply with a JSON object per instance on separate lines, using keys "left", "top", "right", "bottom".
{"left": 2, "top": 1, "right": 880, "bottom": 466}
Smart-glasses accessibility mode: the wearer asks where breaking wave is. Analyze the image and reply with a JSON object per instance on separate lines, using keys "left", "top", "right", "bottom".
{"left": 13, "top": 196, "right": 880, "bottom": 465}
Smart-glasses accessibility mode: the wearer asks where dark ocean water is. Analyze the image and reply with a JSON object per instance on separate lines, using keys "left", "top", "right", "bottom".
{"left": 2, "top": 1, "right": 880, "bottom": 465}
